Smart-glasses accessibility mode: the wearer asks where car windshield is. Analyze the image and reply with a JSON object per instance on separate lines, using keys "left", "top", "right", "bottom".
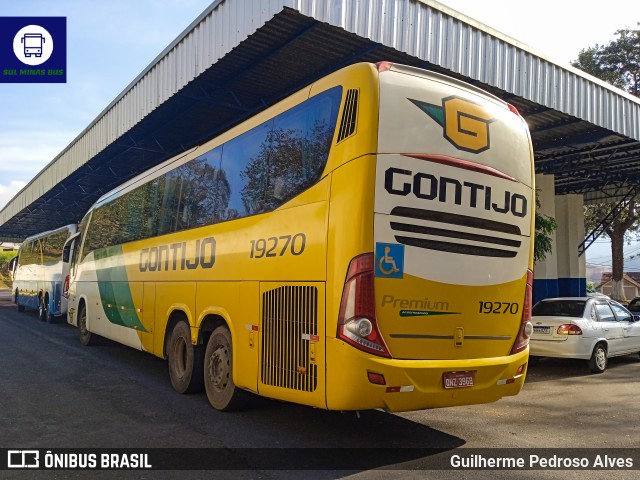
{"left": 532, "top": 300, "right": 587, "bottom": 317}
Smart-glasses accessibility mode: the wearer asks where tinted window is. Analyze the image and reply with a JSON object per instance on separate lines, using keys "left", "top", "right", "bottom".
{"left": 19, "top": 240, "right": 40, "bottom": 266}
{"left": 42, "top": 230, "right": 69, "bottom": 264}
{"left": 532, "top": 300, "right": 586, "bottom": 317}
{"left": 81, "top": 87, "right": 342, "bottom": 255}
{"left": 595, "top": 304, "right": 616, "bottom": 322}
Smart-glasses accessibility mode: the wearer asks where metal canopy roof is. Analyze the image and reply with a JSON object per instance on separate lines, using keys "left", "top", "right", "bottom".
{"left": 1, "top": 0, "right": 640, "bottom": 242}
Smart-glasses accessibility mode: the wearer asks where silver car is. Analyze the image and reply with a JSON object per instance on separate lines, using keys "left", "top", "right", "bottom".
{"left": 530, "top": 297, "right": 640, "bottom": 373}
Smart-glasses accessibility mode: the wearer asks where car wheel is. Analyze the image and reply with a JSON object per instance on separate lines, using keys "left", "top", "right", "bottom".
{"left": 589, "top": 343, "right": 607, "bottom": 373}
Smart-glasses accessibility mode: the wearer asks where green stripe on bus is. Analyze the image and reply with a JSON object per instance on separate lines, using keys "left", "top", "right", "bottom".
{"left": 94, "top": 246, "right": 148, "bottom": 333}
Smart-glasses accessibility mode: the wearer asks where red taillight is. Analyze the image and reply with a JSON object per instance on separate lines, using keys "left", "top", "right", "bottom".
{"left": 511, "top": 269, "right": 533, "bottom": 355}
{"left": 62, "top": 274, "right": 70, "bottom": 298}
{"left": 376, "top": 61, "right": 393, "bottom": 72}
{"left": 507, "top": 103, "right": 521, "bottom": 117}
{"left": 338, "top": 253, "right": 391, "bottom": 358}
{"left": 557, "top": 324, "right": 582, "bottom": 335}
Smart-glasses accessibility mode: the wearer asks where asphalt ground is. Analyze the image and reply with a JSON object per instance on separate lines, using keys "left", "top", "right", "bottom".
{"left": 1, "top": 288, "right": 639, "bottom": 479}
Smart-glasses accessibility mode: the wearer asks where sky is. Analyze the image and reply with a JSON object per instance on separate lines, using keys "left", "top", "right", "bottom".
{"left": 0, "top": 0, "right": 639, "bottom": 266}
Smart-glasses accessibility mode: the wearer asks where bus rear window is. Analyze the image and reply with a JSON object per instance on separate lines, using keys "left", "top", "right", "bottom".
{"left": 532, "top": 300, "right": 586, "bottom": 317}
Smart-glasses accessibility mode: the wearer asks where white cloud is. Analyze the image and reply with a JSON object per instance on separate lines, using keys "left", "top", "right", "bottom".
{"left": 0, "top": 181, "right": 27, "bottom": 212}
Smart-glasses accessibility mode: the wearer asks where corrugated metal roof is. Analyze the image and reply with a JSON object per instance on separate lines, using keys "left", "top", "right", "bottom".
{"left": 1, "top": 0, "right": 639, "bottom": 241}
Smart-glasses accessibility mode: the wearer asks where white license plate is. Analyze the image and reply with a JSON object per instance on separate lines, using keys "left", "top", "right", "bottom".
{"left": 533, "top": 326, "right": 551, "bottom": 334}
{"left": 443, "top": 371, "right": 475, "bottom": 389}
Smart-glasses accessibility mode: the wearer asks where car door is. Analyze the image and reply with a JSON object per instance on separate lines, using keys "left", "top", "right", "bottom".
{"left": 594, "top": 302, "right": 625, "bottom": 355}
{"left": 610, "top": 303, "right": 640, "bottom": 353}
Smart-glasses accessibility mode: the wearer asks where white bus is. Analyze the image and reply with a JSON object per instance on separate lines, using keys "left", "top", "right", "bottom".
{"left": 13, "top": 224, "right": 78, "bottom": 322}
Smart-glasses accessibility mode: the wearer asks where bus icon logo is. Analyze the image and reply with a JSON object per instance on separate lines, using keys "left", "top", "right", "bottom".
{"left": 13, "top": 25, "right": 54, "bottom": 66}
{"left": 7, "top": 450, "right": 39, "bottom": 468}
{"left": 21, "top": 33, "right": 46, "bottom": 57}
{"left": 375, "top": 243, "right": 404, "bottom": 279}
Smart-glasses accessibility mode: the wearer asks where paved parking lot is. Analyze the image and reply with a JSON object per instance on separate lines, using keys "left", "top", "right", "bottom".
{"left": 1, "top": 288, "right": 639, "bottom": 479}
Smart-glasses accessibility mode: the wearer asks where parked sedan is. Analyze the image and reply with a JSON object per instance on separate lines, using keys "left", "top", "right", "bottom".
{"left": 530, "top": 297, "right": 640, "bottom": 373}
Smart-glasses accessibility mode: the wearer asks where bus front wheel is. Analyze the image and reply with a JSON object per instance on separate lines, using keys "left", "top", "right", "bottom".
{"left": 204, "top": 325, "right": 248, "bottom": 411}
{"left": 167, "top": 321, "right": 204, "bottom": 394}
{"left": 78, "top": 305, "right": 97, "bottom": 346}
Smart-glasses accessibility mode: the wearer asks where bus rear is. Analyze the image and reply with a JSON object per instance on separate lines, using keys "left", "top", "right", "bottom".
{"left": 328, "top": 63, "right": 534, "bottom": 412}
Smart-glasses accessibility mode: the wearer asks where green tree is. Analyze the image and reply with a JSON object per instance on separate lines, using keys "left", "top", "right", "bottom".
{"left": 584, "top": 200, "right": 640, "bottom": 302}
{"left": 572, "top": 25, "right": 640, "bottom": 301}
{"left": 534, "top": 198, "right": 557, "bottom": 263}
{"left": 572, "top": 25, "right": 640, "bottom": 97}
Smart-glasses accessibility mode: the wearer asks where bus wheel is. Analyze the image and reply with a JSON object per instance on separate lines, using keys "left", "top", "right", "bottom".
{"left": 38, "top": 296, "right": 49, "bottom": 322}
{"left": 16, "top": 291, "right": 25, "bottom": 312}
{"left": 204, "top": 325, "right": 248, "bottom": 411}
{"left": 78, "top": 304, "right": 97, "bottom": 346}
{"left": 168, "top": 322, "right": 204, "bottom": 394}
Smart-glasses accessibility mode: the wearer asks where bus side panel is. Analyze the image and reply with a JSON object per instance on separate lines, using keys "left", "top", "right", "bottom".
{"left": 195, "top": 281, "right": 260, "bottom": 393}
{"left": 258, "top": 281, "right": 326, "bottom": 408}
{"left": 13, "top": 247, "right": 43, "bottom": 311}
{"left": 142, "top": 282, "right": 156, "bottom": 353}
{"left": 154, "top": 282, "right": 196, "bottom": 355}
{"left": 324, "top": 155, "right": 376, "bottom": 342}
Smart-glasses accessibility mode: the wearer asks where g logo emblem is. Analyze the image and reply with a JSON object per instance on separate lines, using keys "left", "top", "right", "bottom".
{"left": 410, "top": 96, "right": 496, "bottom": 153}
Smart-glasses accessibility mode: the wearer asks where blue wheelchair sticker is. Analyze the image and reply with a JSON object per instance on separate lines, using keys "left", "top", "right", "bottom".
{"left": 375, "top": 243, "right": 404, "bottom": 279}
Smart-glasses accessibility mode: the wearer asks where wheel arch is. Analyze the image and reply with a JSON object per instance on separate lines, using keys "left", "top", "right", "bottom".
{"left": 197, "top": 306, "right": 235, "bottom": 348}
{"left": 163, "top": 309, "right": 190, "bottom": 360}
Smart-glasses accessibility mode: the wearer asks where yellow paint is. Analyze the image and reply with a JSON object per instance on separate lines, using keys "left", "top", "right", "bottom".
{"left": 69, "top": 62, "right": 534, "bottom": 411}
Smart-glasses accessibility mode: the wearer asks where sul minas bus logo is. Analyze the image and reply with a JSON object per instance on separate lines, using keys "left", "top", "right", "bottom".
{"left": 0, "top": 17, "right": 66, "bottom": 83}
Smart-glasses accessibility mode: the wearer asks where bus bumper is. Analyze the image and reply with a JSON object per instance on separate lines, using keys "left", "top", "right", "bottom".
{"left": 325, "top": 338, "right": 529, "bottom": 412}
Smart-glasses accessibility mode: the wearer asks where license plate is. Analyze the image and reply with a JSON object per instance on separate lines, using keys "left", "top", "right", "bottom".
{"left": 443, "top": 371, "right": 475, "bottom": 389}
{"left": 533, "top": 326, "right": 551, "bottom": 335}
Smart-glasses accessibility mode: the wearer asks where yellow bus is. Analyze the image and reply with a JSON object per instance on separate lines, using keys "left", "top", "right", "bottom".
{"left": 65, "top": 62, "right": 534, "bottom": 412}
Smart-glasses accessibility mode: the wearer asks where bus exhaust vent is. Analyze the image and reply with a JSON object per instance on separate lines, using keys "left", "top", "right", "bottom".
{"left": 337, "top": 89, "right": 358, "bottom": 143}
{"left": 261, "top": 285, "right": 318, "bottom": 392}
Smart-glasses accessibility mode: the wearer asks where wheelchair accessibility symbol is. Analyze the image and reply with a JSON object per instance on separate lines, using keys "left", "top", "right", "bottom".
{"left": 375, "top": 243, "right": 404, "bottom": 279}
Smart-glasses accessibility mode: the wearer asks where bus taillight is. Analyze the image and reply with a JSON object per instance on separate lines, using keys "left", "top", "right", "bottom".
{"left": 62, "top": 274, "right": 70, "bottom": 298}
{"left": 511, "top": 269, "right": 533, "bottom": 355}
{"left": 338, "top": 254, "right": 391, "bottom": 358}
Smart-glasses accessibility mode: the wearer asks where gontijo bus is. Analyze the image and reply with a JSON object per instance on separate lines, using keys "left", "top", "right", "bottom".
{"left": 65, "top": 62, "right": 534, "bottom": 411}
{"left": 13, "top": 224, "right": 78, "bottom": 322}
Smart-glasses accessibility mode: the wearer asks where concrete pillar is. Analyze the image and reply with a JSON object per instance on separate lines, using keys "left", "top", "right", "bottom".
{"left": 533, "top": 174, "right": 558, "bottom": 302}
{"left": 555, "top": 194, "right": 587, "bottom": 297}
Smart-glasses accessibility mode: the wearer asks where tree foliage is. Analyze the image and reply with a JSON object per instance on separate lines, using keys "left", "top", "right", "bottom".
{"left": 572, "top": 25, "right": 640, "bottom": 300}
{"left": 571, "top": 25, "right": 640, "bottom": 97}
{"left": 584, "top": 200, "right": 640, "bottom": 301}
{"left": 534, "top": 207, "right": 557, "bottom": 263}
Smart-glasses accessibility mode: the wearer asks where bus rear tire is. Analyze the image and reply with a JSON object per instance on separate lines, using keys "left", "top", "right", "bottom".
{"left": 16, "top": 290, "right": 25, "bottom": 312}
{"left": 204, "top": 325, "right": 248, "bottom": 411}
{"left": 168, "top": 321, "right": 204, "bottom": 394}
{"left": 38, "top": 296, "right": 49, "bottom": 322}
{"left": 78, "top": 304, "right": 98, "bottom": 346}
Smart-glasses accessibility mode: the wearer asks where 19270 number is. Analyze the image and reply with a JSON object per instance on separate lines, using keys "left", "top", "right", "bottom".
{"left": 478, "top": 301, "right": 519, "bottom": 314}
{"left": 250, "top": 233, "right": 306, "bottom": 258}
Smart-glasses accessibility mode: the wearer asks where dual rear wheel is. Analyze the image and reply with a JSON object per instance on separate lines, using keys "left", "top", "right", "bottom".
{"left": 168, "top": 323, "right": 247, "bottom": 411}
{"left": 77, "top": 307, "right": 247, "bottom": 410}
